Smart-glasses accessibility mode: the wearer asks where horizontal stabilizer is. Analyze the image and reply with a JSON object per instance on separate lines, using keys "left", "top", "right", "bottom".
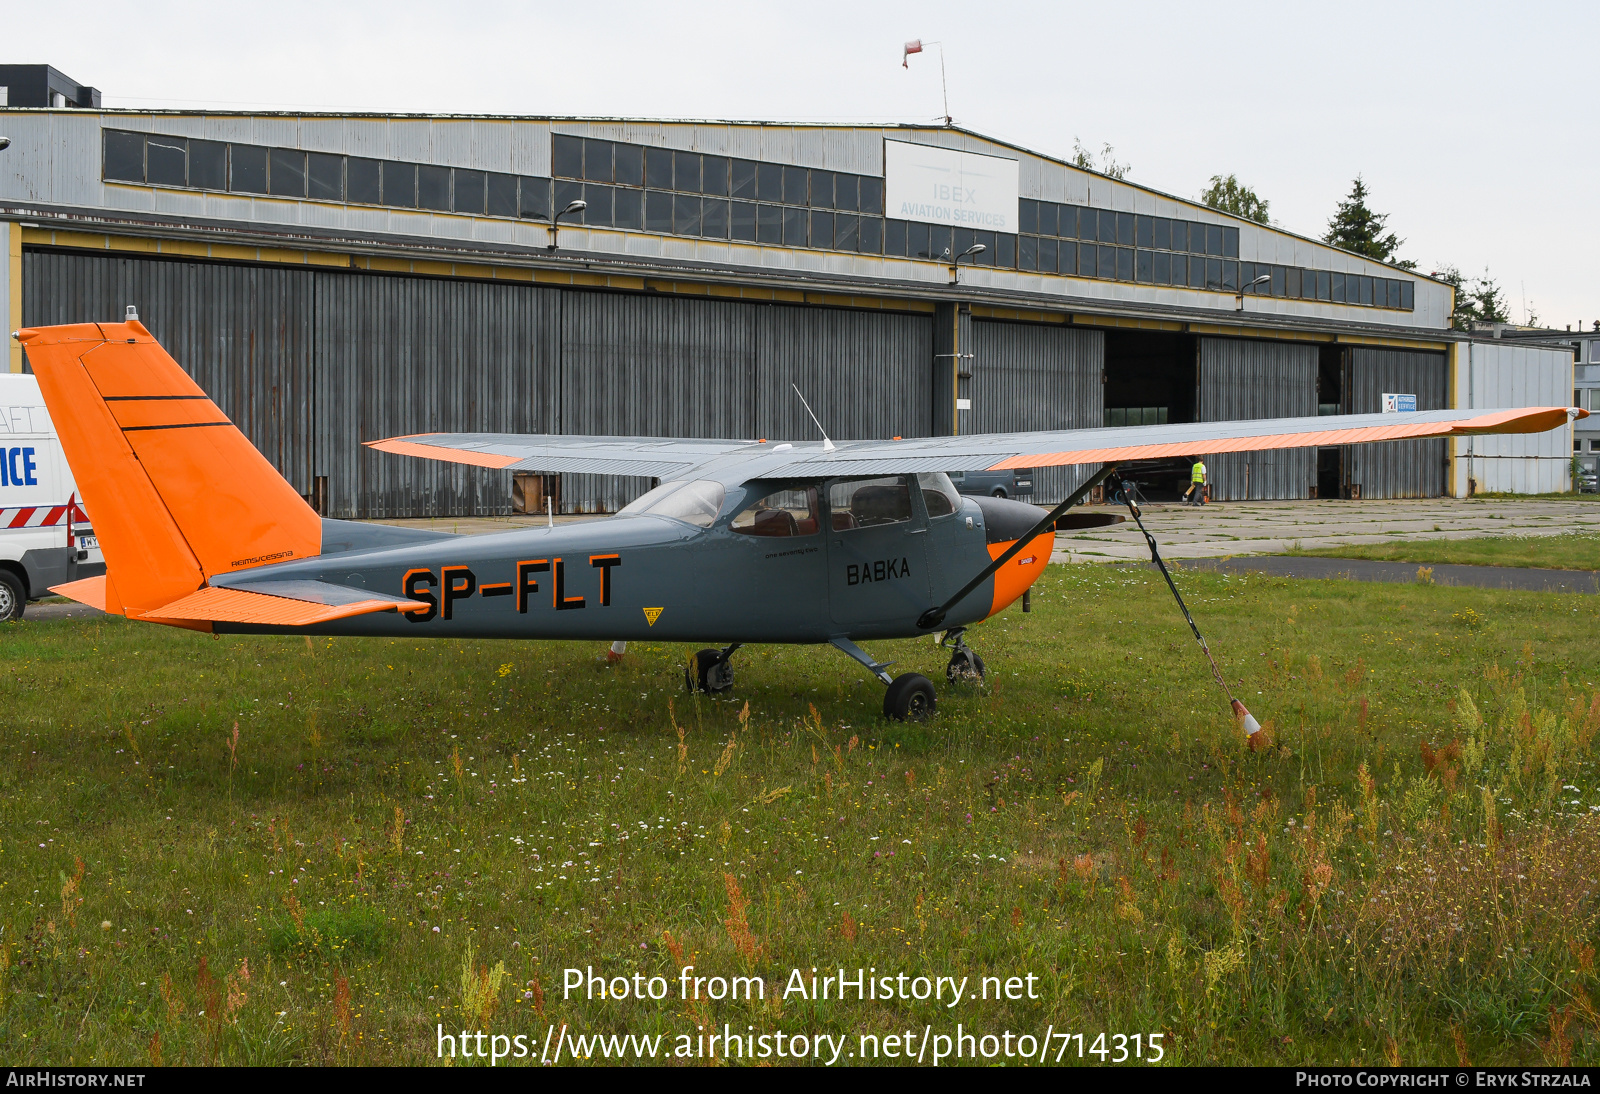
{"left": 50, "top": 575, "right": 108, "bottom": 611}
{"left": 140, "top": 585, "right": 428, "bottom": 627}
{"left": 215, "top": 577, "right": 421, "bottom": 610}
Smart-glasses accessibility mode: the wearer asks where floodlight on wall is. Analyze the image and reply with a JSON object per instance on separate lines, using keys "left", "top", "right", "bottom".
{"left": 1236, "top": 273, "right": 1272, "bottom": 311}
{"left": 949, "top": 242, "right": 987, "bottom": 284}
{"left": 545, "top": 199, "right": 588, "bottom": 252}
{"left": 0, "top": 137, "right": 11, "bottom": 152}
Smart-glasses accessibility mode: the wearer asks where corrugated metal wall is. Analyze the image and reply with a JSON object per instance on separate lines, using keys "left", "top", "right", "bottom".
{"left": 755, "top": 305, "right": 934, "bottom": 443}
{"left": 23, "top": 249, "right": 937, "bottom": 517}
{"left": 1343, "top": 347, "right": 1448, "bottom": 498}
{"left": 22, "top": 250, "right": 317, "bottom": 495}
{"left": 315, "top": 271, "right": 560, "bottom": 518}
{"left": 967, "top": 319, "right": 1104, "bottom": 502}
{"left": 1453, "top": 341, "right": 1573, "bottom": 495}
{"left": 1197, "top": 337, "right": 1317, "bottom": 500}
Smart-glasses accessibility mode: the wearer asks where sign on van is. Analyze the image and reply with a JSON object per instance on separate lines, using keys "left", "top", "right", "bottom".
{"left": 1382, "top": 393, "right": 1417, "bottom": 413}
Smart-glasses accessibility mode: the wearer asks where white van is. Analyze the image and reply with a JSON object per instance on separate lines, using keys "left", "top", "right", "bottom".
{"left": 0, "top": 374, "right": 104, "bottom": 621}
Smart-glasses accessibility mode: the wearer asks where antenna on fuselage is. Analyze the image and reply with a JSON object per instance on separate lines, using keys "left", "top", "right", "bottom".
{"left": 791, "top": 384, "right": 836, "bottom": 452}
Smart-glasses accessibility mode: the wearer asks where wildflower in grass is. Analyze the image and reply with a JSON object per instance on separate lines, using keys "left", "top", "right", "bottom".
{"left": 459, "top": 937, "right": 507, "bottom": 1027}
{"left": 389, "top": 807, "right": 405, "bottom": 857}
{"left": 661, "top": 931, "right": 685, "bottom": 968}
{"left": 723, "top": 873, "right": 759, "bottom": 967}
{"left": 840, "top": 911, "right": 857, "bottom": 943}
{"left": 334, "top": 974, "right": 352, "bottom": 1042}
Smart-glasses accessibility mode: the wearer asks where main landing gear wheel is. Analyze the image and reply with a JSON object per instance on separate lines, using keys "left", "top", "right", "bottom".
{"left": 688, "top": 648, "right": 735, "bottom": 694}
{"left": 946, "top": 647, "right": 985, "bottom": 685}
{"left": 884, "top": 673, "right": 936, "bottom": 721}
{"left": 0, "top": 570, "right": 25, "bottom": 623}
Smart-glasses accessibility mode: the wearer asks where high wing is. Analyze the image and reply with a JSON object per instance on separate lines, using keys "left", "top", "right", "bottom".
{"left": 366, "top": 433, "right": 758, "bottom": 478}
{"left": 372, "top": 407, "right": 1583, "bottom": 481}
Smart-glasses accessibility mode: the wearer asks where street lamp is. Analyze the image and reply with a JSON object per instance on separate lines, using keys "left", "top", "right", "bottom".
{"left": 0, "top": 138, "right": 11, "bottom": 152}
{"left": 949, "top": 242, "right": 986, "bottom": 284}
{"left": 1235, "top": 273, "right": 1271, "bottom": 311}
{"left": 544, "top": 199, "right": 587, "bottom": 252}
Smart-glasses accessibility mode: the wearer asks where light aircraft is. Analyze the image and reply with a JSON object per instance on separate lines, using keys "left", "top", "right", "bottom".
{"left": 15, "top": 313, "right": 1584, "bottom": 721}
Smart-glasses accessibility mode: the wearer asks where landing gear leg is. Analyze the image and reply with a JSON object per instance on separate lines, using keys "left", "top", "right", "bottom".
{"left": 940, "top": 628, "right": 986, "bottom": 685}
{"left": 687, "top": 643, "right": 742, "bottom": 694}
{"left": 829, "top": 636, "right": 936, "bottom": 722}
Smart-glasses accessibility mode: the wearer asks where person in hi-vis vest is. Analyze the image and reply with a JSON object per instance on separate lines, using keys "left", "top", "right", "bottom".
{"left": 1185, "top": 457, "right": 1208, "bottom": 506}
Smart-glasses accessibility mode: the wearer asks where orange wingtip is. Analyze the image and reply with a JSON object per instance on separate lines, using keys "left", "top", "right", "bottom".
{"left": 990, "top": 408, "right": 1581, "bottom": 470}
{"left": 50, "top": 575, "right": 110, "bottom": 612}
{"left": 137, "top": 586, "right": 425, "bottom": 627}
{"left": 366, "top": 437, "right": 520, "bottom": 469}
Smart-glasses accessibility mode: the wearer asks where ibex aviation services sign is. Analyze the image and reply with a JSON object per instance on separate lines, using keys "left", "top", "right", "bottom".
{"left": 883, "top": 140, "right": 1020, "bottom": 233}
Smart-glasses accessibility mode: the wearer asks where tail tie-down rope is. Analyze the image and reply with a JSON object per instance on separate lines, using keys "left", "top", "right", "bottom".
{"left": 1110, "top": 473, "right": 1261, "bottom": 737}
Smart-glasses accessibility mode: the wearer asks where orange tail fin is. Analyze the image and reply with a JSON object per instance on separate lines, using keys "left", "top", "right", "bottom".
{"left": 14, "top": 317, "right": 320, "bottom": 618}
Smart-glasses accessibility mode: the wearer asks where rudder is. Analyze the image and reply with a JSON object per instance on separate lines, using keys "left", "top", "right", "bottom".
{"left": 15, "top": 316, "right": 320, "bottom": 617}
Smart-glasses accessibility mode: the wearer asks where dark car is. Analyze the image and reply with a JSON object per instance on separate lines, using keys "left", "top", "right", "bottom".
{"left": 948, "top": 468, "right": 1033, "bottom": 499}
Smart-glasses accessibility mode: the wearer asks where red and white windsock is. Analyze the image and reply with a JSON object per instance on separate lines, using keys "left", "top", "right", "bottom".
{"left": 902, "top": 39, "right": 923, "bottom": 68}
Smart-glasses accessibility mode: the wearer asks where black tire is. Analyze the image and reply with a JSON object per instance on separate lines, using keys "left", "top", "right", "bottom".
{"left": 991, "top": 488, "right": 1007, "bottom": 499}
{"left": 689, "top": 648, "right": 734, "bottom": 694}
{"left": 946, "top": 648, "right": 985, "bottom": 685}
{"left": 0, "top": 569, "right": 25, "bottom": 623}
{"left": 883, "top": 673, "right": 936, "bottom": 721}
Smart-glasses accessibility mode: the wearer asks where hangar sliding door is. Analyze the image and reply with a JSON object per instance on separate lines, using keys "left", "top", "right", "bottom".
{"left": 21, "top": 249, "right": 318, "bottom": 500}
{"left": 559, "top": 291, "right": 756, "bottom": 513}
{"left": 754, "top": 305, "right": 934, "bottom": 444}
{"left": 1197, "top": 337, "right": 1317, "bottom": 501}
{"left": 560, "top": 293, "right": 935, "bottom": 512}
{"left": 966, "top": 319, "right": 1104, "bottom": 503}
{"left": 315, "top": 271, "right": 560, "bottom": 519}
{"left": 1341, "top": 347, "right": 1448, "bottom": 498}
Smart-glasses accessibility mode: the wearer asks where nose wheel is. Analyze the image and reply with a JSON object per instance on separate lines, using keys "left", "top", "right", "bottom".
{"left": 687, "top": 644, "right": 741, "bottom": 694}
{"left": 941, "top": 628, "right": 985, "bottom": 685}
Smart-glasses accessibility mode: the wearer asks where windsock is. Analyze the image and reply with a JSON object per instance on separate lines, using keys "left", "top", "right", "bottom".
{"left": 1232, "top": 698, "right": 1261, "bottom": 736}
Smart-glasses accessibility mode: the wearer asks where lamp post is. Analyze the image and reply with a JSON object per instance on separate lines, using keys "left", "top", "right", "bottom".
{"left": 1235, "top": 273, "right": 1271, "bottom": 311}
{"left": 949, "top": 242, "right": 986, "bottom": 284}
{"left": 544, "top": 199, "right": 587, "bottom": 252}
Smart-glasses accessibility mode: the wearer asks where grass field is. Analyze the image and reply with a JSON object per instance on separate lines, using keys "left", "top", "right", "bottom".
{"left": 3, "top": 566, "right": 1600, "bottom": 1066}
{"left": 1288, "top": 532, "right": 1600, "bottom": 571}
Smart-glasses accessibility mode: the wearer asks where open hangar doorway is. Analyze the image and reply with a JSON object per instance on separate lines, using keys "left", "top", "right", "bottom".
{"left": 1101, "top": 329, "right": 1197, "bottom": 501}
{"left": 1098, "top": 330, "right": 1321, "bottom": 503}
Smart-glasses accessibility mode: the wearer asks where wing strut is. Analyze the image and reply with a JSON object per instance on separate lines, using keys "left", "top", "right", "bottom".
{"left": 1108, "top": 472, "right": 1261, "bottom": 738}
{"left": 917, "top": 464, "right": 1119, "bottom": 631}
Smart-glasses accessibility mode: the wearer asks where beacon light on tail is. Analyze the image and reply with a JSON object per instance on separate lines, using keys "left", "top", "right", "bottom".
{"left": 13, "top": 316, "right": 1586, "bottom": 722}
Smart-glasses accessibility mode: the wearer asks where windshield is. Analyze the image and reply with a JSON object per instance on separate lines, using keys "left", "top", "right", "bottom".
{"left": 634, "top": 479, "right": 725, "bottom": 528}
{"left": 617, "top": 479, "right": 687, "bottom": 516}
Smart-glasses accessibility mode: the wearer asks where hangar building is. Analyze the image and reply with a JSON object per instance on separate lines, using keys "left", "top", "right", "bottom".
{"left": 0, "top": 72, "right": 1576, "bottom": 516}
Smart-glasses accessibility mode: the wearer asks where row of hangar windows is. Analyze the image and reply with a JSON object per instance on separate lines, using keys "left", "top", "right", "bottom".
{"left": 100, "top": 128, "right": 1414, "bottom": 311}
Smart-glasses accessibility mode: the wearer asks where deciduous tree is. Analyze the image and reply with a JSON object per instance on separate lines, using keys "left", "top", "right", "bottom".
{"left": 1200, "top": 174, "right": 1270, "bottom": 224}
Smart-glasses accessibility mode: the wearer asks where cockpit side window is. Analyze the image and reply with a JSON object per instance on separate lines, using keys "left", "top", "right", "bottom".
{"left": 828, "top": 476, "right": 913, "bottom": 531}
{"left": 730, "top": 486, "right": 820, "bottom": 537}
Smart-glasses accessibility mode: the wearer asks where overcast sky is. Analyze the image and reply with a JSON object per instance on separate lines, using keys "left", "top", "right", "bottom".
{"left": 11, "top": 0, "right": 1596, "bottom": 328}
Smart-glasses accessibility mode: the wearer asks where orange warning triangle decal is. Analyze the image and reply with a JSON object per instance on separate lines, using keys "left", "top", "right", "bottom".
{"left": 643, "top": 607, "right": 664, "bottom": 626}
